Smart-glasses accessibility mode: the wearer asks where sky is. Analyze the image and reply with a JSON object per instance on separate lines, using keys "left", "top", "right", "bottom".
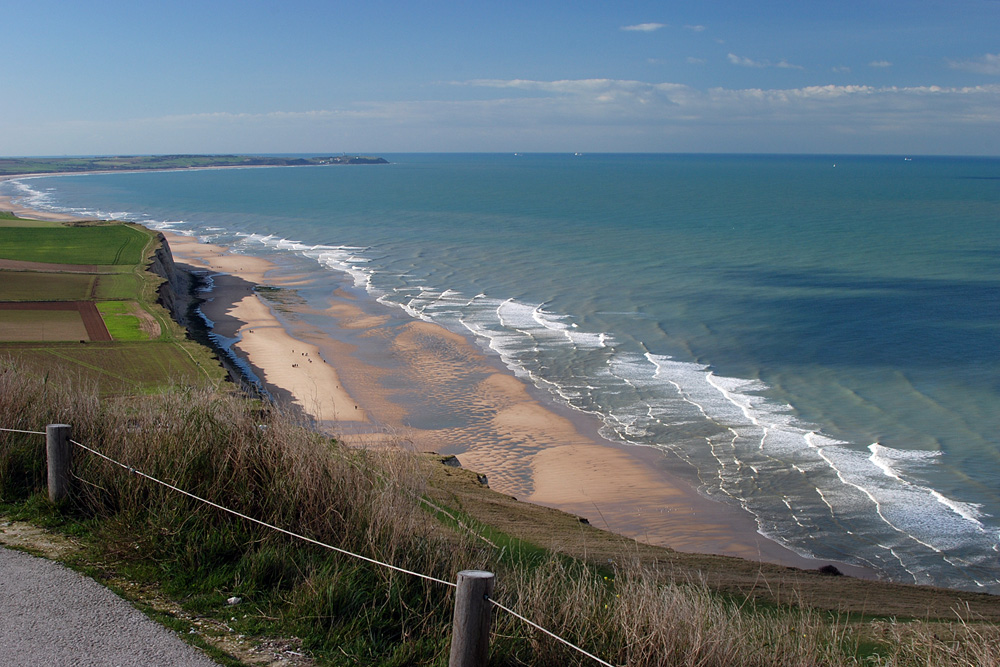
{"left": 2, "top": 0, "right": 999, "bottom": 156}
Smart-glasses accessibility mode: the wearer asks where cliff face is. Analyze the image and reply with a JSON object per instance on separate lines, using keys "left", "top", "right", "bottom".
{"left": 147, "top": 233, "right": 195, "bottom": 326}
{"left": 145, "top": 233, "right": 253, "bottom": 390}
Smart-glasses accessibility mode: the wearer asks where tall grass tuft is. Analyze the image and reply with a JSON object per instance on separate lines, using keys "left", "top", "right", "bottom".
{"left": 2, "top": 356, "right": 999, "bottom": 666}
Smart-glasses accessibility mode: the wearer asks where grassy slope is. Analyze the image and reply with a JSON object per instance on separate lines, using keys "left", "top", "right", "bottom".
{"left": 2, "top": 367, "right": 998, "bottom": 667}
{"left": 0, "top": 343, "right": 217, "bottom": 390}
{"left": 426, "top": 458, "right": 1000, "bottom": 622}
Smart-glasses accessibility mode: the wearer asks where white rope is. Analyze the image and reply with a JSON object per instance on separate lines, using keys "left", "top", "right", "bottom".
{"left": 7, "top": 427, "right": 616, "bottom": 666}
{"left": 487, "top": 595, "right": 618, "bottom": 667}
{"left": 69, "top": 438, "right": 456, "bottom": 589}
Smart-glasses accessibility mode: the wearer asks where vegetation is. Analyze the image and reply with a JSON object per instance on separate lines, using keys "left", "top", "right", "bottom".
{"left": 95, "top": 302, "right": 148, "bottom": 341}
{"left": 0, "top": 224, "right": 150, "bottom": 265}
{"left": 92, "top": 273, "right": 146, "bottom": 301}
{"left": 0, "top": 216, "right": 222, "bottom": 389}
{"left": 0, "top": 154, "right": 387, "bottom": 176}
{"left": 0, "top": 342, "right": 219, "bottom": 393}
{"left": 0, "top": 272, "right": 99, "bottom": 301}
{"left": 2, "top": 360, "right": 999, "bottom": 666}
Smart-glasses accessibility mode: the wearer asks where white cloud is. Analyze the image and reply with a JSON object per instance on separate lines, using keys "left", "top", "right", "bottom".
{"left": 832, "top": 66, "right": 851, "bottom": 73}
{"left": 729, "top": 53, "right": 766, "bottom": 68}
{"left": 621, "top": 22, "right": 666, "bottom": 32}
{"left": 729, "top": 53, "right": 803, "bottom": 70}
{"left": 869, "top": 60, "right": 893, "bottom": 68}
{"left": 686, "top": 57, "right": 706, "bottom": 65}
{"left": 684, "top": 25, "right": 706, "bottom": 32}
{"left": 7, "top": 79, "right": 1000, "bottom": 155}
{"left": 948, "top": 53, "right": 1000, "bottom": 75}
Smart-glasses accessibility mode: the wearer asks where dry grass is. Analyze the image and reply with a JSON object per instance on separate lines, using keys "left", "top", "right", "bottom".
{"left": 2, "top": 356, "right": 998, "bottom": 666}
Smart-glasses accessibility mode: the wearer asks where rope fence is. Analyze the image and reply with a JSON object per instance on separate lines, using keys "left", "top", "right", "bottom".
{"left": 0, "top": 427, "right": 46, "bottom": 436}
{"left": 0, "top": 423, "right": 620, "bottom": 667}
{"left": 69, "top": 436, "right": 456, "bottom": 589}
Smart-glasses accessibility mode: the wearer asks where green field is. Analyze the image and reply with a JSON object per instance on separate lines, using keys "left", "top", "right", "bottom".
{"left": 0, "top": 224, "right": 151, "bottom": 265}
{"left": 0, "top": 217, "right": 225, "bottom": 389}
{"left": 0, "top": 270, "right": 140, "bottom": 302}
{"left": 0, "top": 341, "right": 221, "bottom": 392}
{"left": 96, "top": 301, "right": 148, "bottom": 341}
{"left": 0, "top": 217, "right": 62, "bottom": 228}
{"left": 0, "top": 272, "right": 98, "bottom": 301}
{"left": 92, "top": 273, "right": 144, "bottom": 300}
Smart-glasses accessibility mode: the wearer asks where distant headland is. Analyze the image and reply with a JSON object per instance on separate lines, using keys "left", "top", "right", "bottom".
{"left": 0, "top": 154, "right": 388, "bottom": 176}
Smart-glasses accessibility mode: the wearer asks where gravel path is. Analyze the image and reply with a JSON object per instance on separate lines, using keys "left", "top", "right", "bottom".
{"left": 0, "top": 546, "right": 219, "bottom": 666}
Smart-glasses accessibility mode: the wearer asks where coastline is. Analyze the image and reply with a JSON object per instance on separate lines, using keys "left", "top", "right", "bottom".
{"left": 161, "top": 235, "right": 865, "bottom": 575}
{"left": 1, "top": 176, "right": 872, "bottom": 578}
{"left": 0, "top": 175, "right": 86, "bottom": 221}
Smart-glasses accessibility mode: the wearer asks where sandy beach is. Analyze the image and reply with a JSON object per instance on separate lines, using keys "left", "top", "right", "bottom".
{"left": 160, "top": 233, "right": 855, "bottom": 572}
{"left": 2, "top": 185, "right": 866, "bottom": 575}
{"left": 162, "top": 232, "right": 367, "bottom": 429}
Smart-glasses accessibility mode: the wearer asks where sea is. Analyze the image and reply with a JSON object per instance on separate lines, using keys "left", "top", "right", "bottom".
{"left": 4, "top": 153, "right": 999, "bottom": 593}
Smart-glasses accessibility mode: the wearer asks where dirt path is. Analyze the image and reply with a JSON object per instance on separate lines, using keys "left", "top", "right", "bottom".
{"left": 0, "top": 545, "right": 221, "bottom": 666}
{"left": 0, "top": 520, "right": 314, "bottom": 666}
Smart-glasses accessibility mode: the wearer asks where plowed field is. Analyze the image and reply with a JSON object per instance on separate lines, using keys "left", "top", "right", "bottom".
{"left": 0, "top": 302, "right": 112, "bottom": 342}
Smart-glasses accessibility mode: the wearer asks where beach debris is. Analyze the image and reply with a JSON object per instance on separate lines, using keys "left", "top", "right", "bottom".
{"left": 476, "top": 474, "right": 489, "bottom": 487}
{"left": 226, "top": 596, "right": 242, "bottom": 606}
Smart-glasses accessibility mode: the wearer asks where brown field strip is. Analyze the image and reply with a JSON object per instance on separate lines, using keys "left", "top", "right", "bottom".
{"left": 0, "top": 302, "right": 112, "bottom": 342}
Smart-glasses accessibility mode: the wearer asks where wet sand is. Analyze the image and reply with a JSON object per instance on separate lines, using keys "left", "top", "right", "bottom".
{"left": 162, "top": 232, "right": 367, "bottom": 429}
{"left": 2, "top": 182, "right": 869, "bottom": 576}
{"left": 293, "top": 297, "right": 852, "bottom": 570}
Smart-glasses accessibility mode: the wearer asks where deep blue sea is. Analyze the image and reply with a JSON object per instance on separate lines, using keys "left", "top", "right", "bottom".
{"left": 5, "top": 153, "right": 999, "bottom": 592}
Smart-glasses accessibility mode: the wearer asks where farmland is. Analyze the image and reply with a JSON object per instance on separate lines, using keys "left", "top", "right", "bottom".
{"left": 0, "top": 215, "right": 224, "bottom": 391}
{"left": 0, "top": 272, "right": 98, "bottom": 301}
{"left": 96, "top": 301, "right": 157, "bottom": 341}
{"left": 0, "top": 224, "right": 150, "bottom": 265}
{"left": 0, "top": 270, "right": 146, "bottom": 303}
{"left": 0, "top": 310, "right": 89, "bottom": 342}
{"left": 0, "top": 342, "right": 216, "bottom": 392}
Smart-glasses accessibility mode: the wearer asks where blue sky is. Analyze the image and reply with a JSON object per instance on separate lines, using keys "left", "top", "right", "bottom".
{"left": 3, "top": 0, "right": 999, "bottom": 155}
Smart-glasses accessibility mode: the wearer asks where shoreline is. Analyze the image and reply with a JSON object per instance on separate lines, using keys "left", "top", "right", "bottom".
{"left": 161, "top": 233, "right": 867, "bottom": 575}
{"left": 1, "top": 173, "right": 873, "bottom": 579}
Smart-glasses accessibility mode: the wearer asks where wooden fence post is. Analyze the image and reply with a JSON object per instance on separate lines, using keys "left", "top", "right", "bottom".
{"left": 448, "top": 570, "right": 495, "bottom": 667}
{"left": 46, "top": 423, "right": 72, "bottom": 503}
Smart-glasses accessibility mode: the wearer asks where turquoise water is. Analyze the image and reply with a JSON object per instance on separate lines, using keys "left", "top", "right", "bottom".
{"left": 6, "top": 153, "right": 999, "bottom": 592}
